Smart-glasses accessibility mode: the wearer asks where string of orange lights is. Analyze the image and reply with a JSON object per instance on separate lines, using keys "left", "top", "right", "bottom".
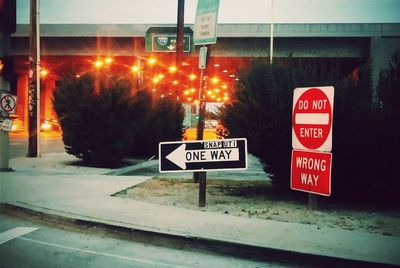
{"left": 38, "top": 55, "right": 246, "bottom": 104}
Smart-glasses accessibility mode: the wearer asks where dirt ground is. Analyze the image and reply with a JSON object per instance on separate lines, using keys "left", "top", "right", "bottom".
{"left": 116, "top": 177, "right": 400, "bottom": 236}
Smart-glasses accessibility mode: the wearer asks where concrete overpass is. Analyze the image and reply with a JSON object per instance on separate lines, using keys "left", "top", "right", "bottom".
{"left": 6, "top": 22, "right": 400, "bottom": 130}
{"left": 11, "top": 23, "right": 400, "bottom": 58}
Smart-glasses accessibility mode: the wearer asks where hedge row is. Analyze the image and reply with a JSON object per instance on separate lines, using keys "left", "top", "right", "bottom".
{"left": 53, "top": 72, "right": 184, "bottom": 167}
{"left": 220, "top": 51, "right": 400, "bottom": 205}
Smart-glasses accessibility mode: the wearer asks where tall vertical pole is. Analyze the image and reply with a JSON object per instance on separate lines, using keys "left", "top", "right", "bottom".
{"left": 28, "top": 0, "right": 40, "bottom": 157}
{"left": 176, "top": 0, "right": 185, "bottom": 68}
{"left": 195, "top": 45, "right": 210, "bottom": 207}
{"left": 0, "top": 34, "right": 11, "bottom": 170}
{"left": 36, "top": 0, "right": 40, "bottom": 156}
{"left": 196, "top": 68, "right": 207, "bottom": 206}
{"left": 197, "top": 66, "right": 207, "bottom": 207}
{"left": 269, "top": 0, "right": 274, "bottom": 64}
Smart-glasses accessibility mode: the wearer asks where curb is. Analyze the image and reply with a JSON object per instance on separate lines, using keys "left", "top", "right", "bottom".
{"left": 0, "top": 202, "right": 393, "bottom": 268}
{"left": 102, "top": 160, "right": 158, "bottom": 176}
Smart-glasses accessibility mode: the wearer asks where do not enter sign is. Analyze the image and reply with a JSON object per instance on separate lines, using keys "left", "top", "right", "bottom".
{"left": 292, "top": 87, "right": 334, "bottom": 152}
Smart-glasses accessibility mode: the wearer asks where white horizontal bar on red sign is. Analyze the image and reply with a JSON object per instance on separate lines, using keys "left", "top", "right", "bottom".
{"left": 295, "top": 113, "right": 329, "bottom": 125}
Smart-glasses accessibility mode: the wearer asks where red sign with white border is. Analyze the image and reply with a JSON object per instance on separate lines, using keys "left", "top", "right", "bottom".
{"left": 0, "top": 93, "right": 17, "bottom": 114}
{"left": 292, "top": 87, "right": 334, "bottom": 152}
{"left": 291, "top": 149, "right": 332, "bottom": 196}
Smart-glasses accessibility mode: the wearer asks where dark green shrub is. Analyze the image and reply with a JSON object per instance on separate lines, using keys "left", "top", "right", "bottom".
{"left": 220, "top": 59, "right": 394, "bottom": 205}
{"left": 54, "top": 72, "right": 185, "bottom": 166}
{"left": 331, "top": 62, "right": 380, "bottom": 203}
{"left": 53, "top": 72, "right": 140, "bottom": 167}
{"left": 129, "top": 92, "right": 184, "bottom": 158}
{"left": 220, "top": 61, "right": 311, "bottom": 190}
{"left": 374, "top": 49, "right": 400, "bottom": 204}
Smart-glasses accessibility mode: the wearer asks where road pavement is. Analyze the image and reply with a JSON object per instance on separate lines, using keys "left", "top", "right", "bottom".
{"left": 2, "top": 139, "right": 400, "bottom": 267}
{"left": 9, "top": 132, "right": 65, "bottom": 159}
{"left": 1, "top": 213, "right": 284, "bottom": 268}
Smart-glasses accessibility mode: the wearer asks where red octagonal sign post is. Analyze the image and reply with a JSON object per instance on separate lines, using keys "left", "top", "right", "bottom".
{"left": 292, "top": 87, "right": 334, "bottom": 152}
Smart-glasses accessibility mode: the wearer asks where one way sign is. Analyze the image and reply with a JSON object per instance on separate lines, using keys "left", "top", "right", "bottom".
{"left": 159, "top": 138, "right": 247, "bottom": 173}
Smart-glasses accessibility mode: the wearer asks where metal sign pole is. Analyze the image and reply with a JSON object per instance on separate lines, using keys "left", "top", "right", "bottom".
{"left": 0, "top": 36, "right": 11, "bottom": 170}
{"left": 176, "top": 0, "right": 185, "bottom": 67}
{"left": 195, "top": 45, "right": 210, "bottom": 207}
{"left": 36, "top": 0, "right": 40, "bottom": 157}
{"left": 269, "top": 0, "right": 274, "bottom": 64}
{"left": 308, "top": 194, "right": 318, "bottom": 210}
{"left": 197, "top": 73, "right": 207, "bottom": 206}
{"left": 28, "top": 0, "right": 39, "bottom": 157}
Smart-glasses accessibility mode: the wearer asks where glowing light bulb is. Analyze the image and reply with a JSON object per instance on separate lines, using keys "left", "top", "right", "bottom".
{"left": 94, "top": 60, "right": 103, "bottom": 68}
{"left": 169, "top": 65, "right": 177, "bottom": 73}
{"left": 40, "top": 69, "right": 48, "bottom": 77}
{"left": 105, "top": 57, "right": 113, "bottom": 64}
{"left": 148, "top": 57, "right": 156, "bottom": 65}
{"left": 131, "top": 65, "right": 139, "bottom": 73}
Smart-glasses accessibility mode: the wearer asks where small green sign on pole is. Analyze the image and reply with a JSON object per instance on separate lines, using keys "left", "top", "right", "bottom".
{"left": 193, "top": 0, "right": 220, "bottom": 45}
{"left": 198, "top": 46, "right": 208, "bottom": 69}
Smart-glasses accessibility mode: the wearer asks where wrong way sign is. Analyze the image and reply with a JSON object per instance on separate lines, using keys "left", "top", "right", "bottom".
{"left": 292, "top": 86, "right": 334, "bottom": 152}
{"left": 291, "top": 149, "right": 332, "bottom": 196}
{"left": 159, "top": 138, "right": 247, "bottom": 172}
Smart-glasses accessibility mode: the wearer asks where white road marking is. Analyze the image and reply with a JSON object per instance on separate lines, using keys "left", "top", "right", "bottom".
{"left": 0, "top": 227, "right": 39, "bottom": 245}
{"left": 19, "top": 237, "right": 187, "bottom": 268}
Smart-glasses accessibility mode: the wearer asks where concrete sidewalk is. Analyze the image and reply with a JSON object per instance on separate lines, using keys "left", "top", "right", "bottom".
{"left": 1, "top": 153, "right": 399, "bottom": 266}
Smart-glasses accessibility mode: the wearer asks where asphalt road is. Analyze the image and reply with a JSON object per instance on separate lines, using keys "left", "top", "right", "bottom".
{"left": 0, "top": 213, "right": 291, "bottom": 268}
{"left": 9, "top": 132, "right": 65, "bottom": 159}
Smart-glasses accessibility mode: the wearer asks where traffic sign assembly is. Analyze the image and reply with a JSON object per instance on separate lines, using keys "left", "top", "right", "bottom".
{"left": 292, "top": 86, "right": 334, "bottom": 152}
{"left": 291, "top": 86, "right": 334, "bottom": 197}
{"left": 159, "top": 138, "right": 247, "bottom": 172}
{"left": 291, "top": 149, "right": 332, "bottom": 196}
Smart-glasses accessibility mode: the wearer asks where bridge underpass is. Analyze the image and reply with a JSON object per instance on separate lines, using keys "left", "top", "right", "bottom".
{"left": 6, "top": 23, "right": 400, "bottom": 131}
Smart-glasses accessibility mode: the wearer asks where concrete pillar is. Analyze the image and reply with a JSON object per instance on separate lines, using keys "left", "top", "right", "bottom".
{"left": 370, "top": 37, "right": 400, "bottom": 91}
{"left": 16, "top": 74, "right": 28, "bottom": 132}
{"left": 43, "top": 79, "right": 56, "bottom": 119}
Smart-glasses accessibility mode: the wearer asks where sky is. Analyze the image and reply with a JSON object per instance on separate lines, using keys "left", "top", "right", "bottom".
{"left": 16, "top": 0, "right": 400, "bottom": 24}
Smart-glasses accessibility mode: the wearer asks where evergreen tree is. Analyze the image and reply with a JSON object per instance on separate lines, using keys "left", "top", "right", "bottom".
{"left": 129, "top": 91, "right": 184, "bottom": 157}
{"left": 53, "top": 72, "right": 139, "bottom": 167}
{"left": 220, "top": 59, "right": 392, "bottom": 205}
{"left": 220, "top": 61, "right": 308, "bottom": 189}
{"left": 332, "top": 62, "right": 380, "bottom": 202}
{"left": 54, "top": 72, "right": 185, "bottom": 166}
{"left": 374, "top": 49, "right": 400, "bottom": 203}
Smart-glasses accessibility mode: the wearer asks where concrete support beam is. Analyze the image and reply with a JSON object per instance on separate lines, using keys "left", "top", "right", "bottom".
{"left": 370, "top": 37, "right": 400, "bottom": 89}
{"left": 211, "top": 37, "right": 369, "bottom": 58}
{"left": 11, "top": 23, "right": 400, "bottom": 38}
{"left": 11, "top": 37, "right": 370, "bottom": 58}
